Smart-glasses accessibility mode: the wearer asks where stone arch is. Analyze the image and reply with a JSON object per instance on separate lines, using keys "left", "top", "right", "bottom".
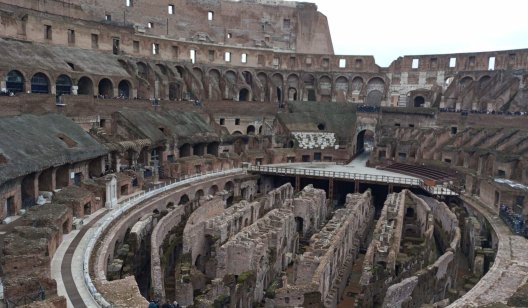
{"left": 195, "top": 189, "right": 204, "bottom": 201}
{"left": 242, "top": 71, "right": 253, "bottom": 86}
{"left": 288, "top": 87, "right": 298, "bottom": 101}
{"left": 56, "top": 74, "right": 72, "bottom": 95}
{"left": 366, "top": 77, "right": 385, "bottom": 94}
{"left": 175, "top": 65, "right": 186, "bottom": 79}
{"left": 444, "top": 76, "right": 455, "bottom": 87}
{"left": 179, "top": 143, "right": 192, "bottom": 157}
{"left": 193, "top": 67, "right": 204, "bottom": 82}
{"left": 272, "top": 73, "right": 284, "bottom": 103}
{"left": 459, "top": 76, "right": 474, "bottom": 89}
{"left": 319, "top": 75, "right": 332, "bottom": 102}
{"left": 247, "top": 125, "right": 256, "bottom": 135}
{"left": 335, "top": 76, "right": 349, "bottom": 102}
{"left": 414, "top": 96, "right": 425, "bottom": 107}
{"left": 208, "top": 185, "right": 218, "bottom": 196}
{"left": 31, "top": 72, "right": 50, "bottom": 94}
{"left": 98, "top": 78, "right": 114, "bottom": 97}
{"left": 137, "top": 62, "right": 148, "bottom": 79}
{"left": 5, "top": 70, "right": 25, "bottom": 93}
{"left": 225, "top": 70, "right": 237, "bottom": 84}
{"left": 206, "top": 69, "right": 222, "bottom": 100}
{"left": 303, "top": 73, "right": 316, "bottom": 101}
{"left": 178, "top": 194, "right": 190, "bottom": 205}
{"left": 224, "top": 181, "right": 234, "bottom": 193}
{"left": 156, "top": 64, "right": 168, "bottom": 76}
{"left": 77, "top": 76, "right": 94, "bottom": 95}
{"left": 257, "top": 72, "right": 268, "bottom": 91}
{"left": 169, "top": 82, "right": 182, "bottom": 100}
{"left": 479, "top": 75, "right": 491, "bottom": 89}
{"left": 207, "top": 142, "right": 219, "bottom": 156}
{"left": 365, "top": 90, "right": 383, "bottom": 106}
{"left": 239, "top": 88, "right": 250, "bottom": 101}
{"left": 351, "top": 76, "right": 364, "bottom": 92}
{"left": 272, "top": 73, "right": 284, "bottom": 88}
{"left": 356, "top": 129, "right": 375, "bottom": 154}
{"left": 118, "top": 80, "right": 132, "bottom": 98}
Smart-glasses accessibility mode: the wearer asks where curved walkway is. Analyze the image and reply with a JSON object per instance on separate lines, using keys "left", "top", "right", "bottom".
{"left": 61, "top": 168, "right": 245, "bottom": 308}
{"left": 51, "top": 209, "right": 107, "bottom": 308}
{"left": 449, "top": 194, "right": 528, "bottom": 307}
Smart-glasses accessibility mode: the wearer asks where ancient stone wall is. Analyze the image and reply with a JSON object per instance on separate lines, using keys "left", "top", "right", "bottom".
{"left": 359, "top": 190, "right": 434, "bottom": 307}
{"left": 381, "top": 196, "right": 461, "bottom": 308}
{"left": 274, "top": 190, "right": 373, "bottom": 307}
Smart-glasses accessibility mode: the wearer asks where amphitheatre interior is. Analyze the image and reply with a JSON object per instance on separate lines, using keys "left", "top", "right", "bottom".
{"left": 0, "top": 0, "right": 528, "bottom": 307}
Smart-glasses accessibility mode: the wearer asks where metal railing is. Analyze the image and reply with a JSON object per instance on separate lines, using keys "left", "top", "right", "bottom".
{"left": 248, "top": 165, "right": 458, "bottom": 196}
{"left": 83, "top": 168, "right": 244, "bottom": 307}
{"left": 248, "top": 165, "right": 421, "bottom": 185}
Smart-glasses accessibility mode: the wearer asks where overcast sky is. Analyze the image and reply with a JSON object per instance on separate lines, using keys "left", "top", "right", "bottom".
{"left": 304, "top": 0, "right": 528, "bottom": 67}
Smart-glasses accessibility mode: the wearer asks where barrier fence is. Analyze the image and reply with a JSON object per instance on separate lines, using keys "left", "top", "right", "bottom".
{"left": 83, "top": 168, "right": 244, "bottom": 307}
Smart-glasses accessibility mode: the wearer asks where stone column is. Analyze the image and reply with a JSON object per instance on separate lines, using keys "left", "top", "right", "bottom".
{"left": 105, "top": 175, "right": 118, "bottom": 209}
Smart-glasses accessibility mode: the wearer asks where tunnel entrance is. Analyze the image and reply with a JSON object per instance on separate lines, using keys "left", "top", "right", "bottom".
{"left": 356, "top": 129, "right": 375, "bottom": 154}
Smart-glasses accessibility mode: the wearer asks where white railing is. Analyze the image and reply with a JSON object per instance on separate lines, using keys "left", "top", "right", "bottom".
{"left": 83, "top": 168, "right": 244, "bottom": 307}
{"left": 248, "top": 165, "right": 458, "bottom": 196}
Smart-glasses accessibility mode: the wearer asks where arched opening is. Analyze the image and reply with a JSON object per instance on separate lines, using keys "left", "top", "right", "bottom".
{"left": 207, "top": 142, "right": 219, "bottom": 156}
{"left": 414, "top": 96, "right": 425, "bottom": 107}
{"left": 295, "top": 217, "right": 304, "bottom": 233}
{"left": 62, "top": 220, "right": 69, "bottom": 234}
{"left": 195, "top": 190, "right": 204, "bottom": 201}
{"left": 459, "top": 76, "right": 474, "bottom": 89}
{"left": 77, "top": 77, "right": 94, "bottom": 95}
{"left": 118, "top": 80, "right": 131, "bottom": 98}
{"left": 318, "top": 76, "right": 332, "bottom": 102}
{"left": 276, "top": 87, "right": 282, "bottom": 103}
{"left": 56, "top": 75, "right": 72, "bottom": 95}
{"left": 195, "top": 254, "right": 205, "bottom": 273}
{"left": 56, "top": 165, "right": 70, "bottom": 189}
{"left": 335, "top": 76, "right": 348, "bottom": 102}
{"left": 246, "top": 125, "right": 256, "bottom": 135}
{"left": 224, "top": 181, "right": 234, "bottom": 193}
{"left": 242, "top": 71, "right": 253, "bottom": 86}
{"left": 178, "top": 194, "right": 190, "bottom": 205}
{"left": 405, "top": 207, "right": 415, "bottom": 218}
{"left": 98, "top": 78, "right": 113, "bottom": 97}
{"left": 21, "top": 173, "right": 36, "bottom": 209}
{"left": 38, "top": 168, "right": 54, "bottom": 191}
{"left": 239, "top": 88, "right": 249, "bottom": 101}
{"left": 84, "top": 202, "right": 92, "bottom": 215}
{"left": 366, "top": 77, "right": 385, "bottom": 106}
{"left": 193, "top": 143, "right": 206, "bottom": 156}
{"left": 356, "top": 130, "right": 375, "bottom": 154}
{"left": 208, "top": 185, "right": 218, "bottom": 196}
{"left": 6, "top": 70, "right": 25, "bottom": 93}
{"left": 169, "top": 82, "right": 181, "bottom": 100}
{"left": 288, "top": 87, "right": 298, "bottom": 101}
{"left": 179, "top": 143, "right": 192, "bottom": 157}
{"left": 31, "top": 73, "right": 50, "bottom": 94}
{"left": 365, "top": 90, "right": 383, "bottom": 106}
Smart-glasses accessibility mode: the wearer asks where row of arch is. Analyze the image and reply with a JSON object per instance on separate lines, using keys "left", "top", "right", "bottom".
{"left": 5, "top": 70, "right": 133, "bottom": 98}
{"left": 131, "top": 59, "right": 389, "bottom": 104}
{"left": 169, "top": 180, "right": 235, "bottom": 207}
